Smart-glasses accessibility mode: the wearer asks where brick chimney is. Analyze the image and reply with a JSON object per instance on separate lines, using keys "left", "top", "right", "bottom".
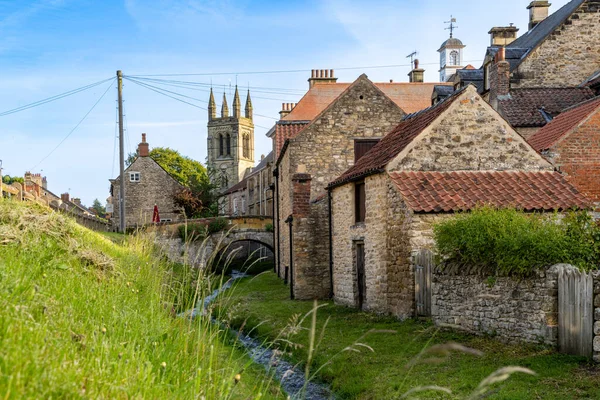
{"left": 489, "top": 48, "right": 511, "bottom": 110}
{"left": 61, "top": 193, "right": 70, "bottom": 203}
{"left": 72, "top": 198, "right": 81, "bottom": 206}
{"left": 308, "top": 69, "right": 337, "bottom": 88}
{"left": 488, "top": 25, "right": 519, "bottom": 46}
{"left": 138, "top": 133, "right": 149, "bottom": 157}
{"left": 279, "top": 103, "right": 297, "bottom": 120}
{"left": 528, "top": 1, "right": 551, "bottom": 30}
{"left": 408, "top": 59, "right": 425, "bottom": 83}
{"left": 292, "top": 173, "right": 312, "bottom": 217}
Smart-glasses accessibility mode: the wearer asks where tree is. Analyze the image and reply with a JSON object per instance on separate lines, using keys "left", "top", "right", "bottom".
{"left": 127, "top": 147, "right": 218, "bottom": 218}
{"left": 2, "top": 175, "right": 24, "bottom": 185}
{"left": 90, "top": 199, "right": 106, "bottom": 218}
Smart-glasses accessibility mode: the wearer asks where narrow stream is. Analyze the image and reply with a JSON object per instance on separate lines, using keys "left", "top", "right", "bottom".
{"left": 182, "top": 271, "right": 333, "bottom": 400}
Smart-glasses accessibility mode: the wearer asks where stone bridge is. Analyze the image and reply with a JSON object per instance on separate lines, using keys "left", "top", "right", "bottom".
{"left": 149, "top": 216, "right": 274, "bottom": 267}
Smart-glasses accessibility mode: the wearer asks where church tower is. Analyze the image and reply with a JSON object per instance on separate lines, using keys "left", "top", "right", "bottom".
{"left": 207, "top": 86, "right": 255, "bottom": 191}
{"left": 438, "top": 16, "right": 466, "bottom": 82}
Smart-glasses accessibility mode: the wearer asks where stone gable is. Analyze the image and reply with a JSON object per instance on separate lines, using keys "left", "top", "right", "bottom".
{"left": 387, "top": 89, "right": 552, "bottom": 173}
{"left": 511, "top": 1, "right": 600, "bottom": 88}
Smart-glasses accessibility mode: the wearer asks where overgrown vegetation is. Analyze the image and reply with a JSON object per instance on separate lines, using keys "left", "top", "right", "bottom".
{"left": 218, "top": 272, "right": 600, "bottom": 399}
{"left": 177, "top": 217, "right": 229, "bottom": 242}
{"left": 265, "top": 222, "right": 274, "bottom": 233}
{"left": 0, "top": 199, "right": 281, "bottom": 399}
{"left": 434, "top": 207, "right": 600, "bottom": 276}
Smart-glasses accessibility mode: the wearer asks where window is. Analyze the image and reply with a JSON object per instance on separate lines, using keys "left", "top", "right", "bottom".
{"left": 449, "top": 50, "right": 459, "bottom": 66}
{"left": 219, "top": 134, "right": 224, "bottom": 156}
{"left": 241, "top": 197, "right": 246, "bottom": 214}
{"left": 233, "top": 198, "right": 239, "bottom": 214}
{"left": 354, "top": 139, "right": 379, "bottom": 162}
{"left": 243, "top": 133, "right": 250, "bottom": 159}
{"left": 355, "top": 181, "right": 366, "bottom": 224}
{"left": 226, "top": 134, "right": 231, "bottom": 156}
{"left": 129, "top": 172, "right": 140, "bottom": 182}
{"left": 484, "top": 62, "right": 491, "bottom": 91}
{"left": 160, "top": 218, "right": 172, "bottom": 223}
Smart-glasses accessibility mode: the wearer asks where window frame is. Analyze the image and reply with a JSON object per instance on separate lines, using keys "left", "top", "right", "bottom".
{"left": 354, "top": 180, "right": 366, "bottom": 224}
{"left": 354, "top": 139, "right": 380, "bottom": 163}
{"left": 129, "top": 172, "right": 141, "bottom": 183}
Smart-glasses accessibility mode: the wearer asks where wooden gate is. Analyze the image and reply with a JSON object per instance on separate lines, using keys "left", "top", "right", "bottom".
{"left": 415, "top": 250, "right": 433, "bottom": 317}
{"left": 558, "top": 267, "right": 593, "bottom": 357}
{"left": 355, "top": 242, "right": 366, "bottom": 310}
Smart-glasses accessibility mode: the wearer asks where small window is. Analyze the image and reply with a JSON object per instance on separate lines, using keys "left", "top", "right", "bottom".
{"left": 354, "top": 140, "right": 379, "bottom": 162}
{"left": 449, "top": 50, "right": 459, "bottom": 66}
{"left": 355, "top": 181, "right": 366, "bottom": 224}
{"left": 160, "top": 218, "right": 172, "bottom": 222}
{"left": 129, "top": 172, "right": 140, "bottom": 182}
{"left": 233, "top": 198, "right": 239, "bottom": 213}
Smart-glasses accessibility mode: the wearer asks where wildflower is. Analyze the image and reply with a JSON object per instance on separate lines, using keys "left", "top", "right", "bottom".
{"left": 161, "top": 362, "right": 167, "bottom": 369}
{"left": 234, "top": 374, "right": 241, "bottom": 384}
{"left": 101, "top": 327, "right": 107, "bottom": 334}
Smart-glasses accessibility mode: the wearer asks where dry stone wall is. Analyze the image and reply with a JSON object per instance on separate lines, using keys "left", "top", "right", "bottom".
{"left": 432, "top": 265, "right": 561, "bottom": 345}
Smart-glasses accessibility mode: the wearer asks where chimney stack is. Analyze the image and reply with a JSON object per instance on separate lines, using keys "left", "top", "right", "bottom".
{"left": 308, "top": 69, "right": 337, "bottom": 88}
{"left": 408, "top": 59, "right": 425, "bottom": 83}
{"left": 527, "top": 1, "right": 551, "bottom": 30}
{"left": 489, "top": 47, "right": 511, "bottom": 110}
{"left": 279, "top": 103, "right": 297, "bottom": 120}
{"left": 138, "top": 133, "right": 149, "bottom": 157}
{"left": 72, "top": 198, "right": 81, "bottom": 206}
{"left": 61, "top": 193, "right": 70, "bottom": 203}
{"left": 488, "top": 24, "right": 519, "bottom": 47}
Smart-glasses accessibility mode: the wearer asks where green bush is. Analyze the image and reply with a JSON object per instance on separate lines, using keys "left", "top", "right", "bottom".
{"left": 178, "top": 223, "right": 208, "bottom": 242}
{"left": 434, "top": 207, "right": 600, "bottom": 276}
{"left": 208, "top": 217, "right": 228, "bottom": 234}
{"left": 265, "top": 222, "right": 274, "bottom": 232}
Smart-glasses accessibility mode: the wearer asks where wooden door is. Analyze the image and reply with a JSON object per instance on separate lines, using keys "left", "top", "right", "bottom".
{"left": 558, "top": 267, "right": 593, "bottom": 357}
{"left": 356, "top": 242, "right": 366, "bottom": 310}
{"left": 415, "top": 250, "right": 433, "bottom": 317}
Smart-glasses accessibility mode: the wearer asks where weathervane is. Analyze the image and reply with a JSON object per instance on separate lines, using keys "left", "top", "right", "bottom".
{"left": 445, "top": 16, "right": 458, "bottom": 38}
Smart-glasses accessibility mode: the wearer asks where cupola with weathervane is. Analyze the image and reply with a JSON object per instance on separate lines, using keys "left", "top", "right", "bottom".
{"left": 438, "top": 16, "right": 466, "bottom": 82}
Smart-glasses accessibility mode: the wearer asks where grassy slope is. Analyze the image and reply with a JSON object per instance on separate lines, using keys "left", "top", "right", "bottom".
{"left": 0, "top": 200, "right": 283, "bottom": 399}
{"left": 220, "top": 272, "right": 600, "bottom": 399}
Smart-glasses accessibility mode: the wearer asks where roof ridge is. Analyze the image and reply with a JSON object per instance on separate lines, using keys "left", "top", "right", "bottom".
{"left": 560, "top": 94, "right": 600, "bottom": 114}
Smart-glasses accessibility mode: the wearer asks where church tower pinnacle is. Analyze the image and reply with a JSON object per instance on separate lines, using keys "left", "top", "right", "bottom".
{"left": 232, "top": 85, "right": 241, "bottom": 118}
{"left": 221, "top": 92, "right": 229, "bottom": 118}
{"left": 245, "top": 89, "right": 253, "bottom": 119}
{"left": 208, "top": 88, "right": 216, "bottom": 121}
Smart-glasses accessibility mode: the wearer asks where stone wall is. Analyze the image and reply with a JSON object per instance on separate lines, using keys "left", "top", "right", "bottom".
{"left": 112, "top": 156, "right": 184, "bottom": 229}
{"left": 389, "top": 92, "right": 552, "bottom": 173}
{"left": 511, "top": 1, "right": 600, "bottom": 89}
{"left": 432, "top": 265, "right": 561, "bottom": 345}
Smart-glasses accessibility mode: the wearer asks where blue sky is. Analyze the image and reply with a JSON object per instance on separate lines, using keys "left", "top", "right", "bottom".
{"left": 0, "top": 0, "right": 570, "bottom": 206}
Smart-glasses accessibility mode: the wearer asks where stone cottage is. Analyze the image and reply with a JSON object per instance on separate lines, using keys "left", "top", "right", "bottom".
{"left": 327, "top": 85, "right": 588, "bottom": 318}
{"left": 272, "top": 69, "right": 451, "bottom": 300}
{"left": 110, "top": 134, "right": 184, "bottom": 230}
{"left": 528, "top": 96, "right": 600, "bottom": 205}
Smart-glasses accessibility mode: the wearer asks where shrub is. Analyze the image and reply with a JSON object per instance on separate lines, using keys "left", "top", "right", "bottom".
{"left": 434, "top": 207, "right": 600, "bottom": 276}
{"left": 208, "top": 217, "right": 228, "bottom": 234}
{"left": 178, "top": 223, "right": 208, "bottom": 242}
{"left": 265, "top": 222, "right": 274, "bottom": 232}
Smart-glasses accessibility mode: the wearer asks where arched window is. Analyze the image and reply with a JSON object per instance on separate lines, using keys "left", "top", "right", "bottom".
{"left": 226, "top": 134, "right": 231, "bottom": 156}
{"left": 243, "top": 134, "right": 250, "bottom": 159}
{"left": 221, "top": 172, "right": 228, "bottom": 189}
{"left": 219, "top": 134, "right": 224, "bottom": 156}
{"left": 449, "top": 50, "right": 459, "bottom": 66}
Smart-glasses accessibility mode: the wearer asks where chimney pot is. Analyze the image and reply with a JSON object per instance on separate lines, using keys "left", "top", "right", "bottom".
{"left": 142, "top": 133, "right": 146, "bottom": 143}
{"left": 325, "top": 69, "right": 329, "bottom": 78}
{"left": 138, "top": 133, "right": 150, "bottom": 157}
{"left": 330, "top": 69, "right": 334, "bottom": 77}
{"left": 414, "top": 59, "right": 419, "bottom": 69}
{"left": 527, "top": 1, "right": 551, "bottom": 30}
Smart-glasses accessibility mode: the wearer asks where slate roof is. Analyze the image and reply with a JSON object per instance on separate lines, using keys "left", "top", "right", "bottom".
{"left": 433, "top": 85, "right": 455, "bottom": 97}
{"left": 528, "top": 96, "right": 600, "bottom": 151}
{"left": 505, "top": 0, "right": 585, "bottom": 70}
{"left": 389, "top": 170, "right": 589, "bottom": 212}
{"left": 283, "top": 81, "right": 452, "bottom": 121}
{"left": 328, "top": 86, "right": 467, "bottom": 188}
{"left": 583, "top": 69, "right": 600, "bottom": 89}
{"left": 223, "top": 177, "right": 248, "bottom": 195}
{"left": 498, "top": 87, "right": 596, "bottom": 127}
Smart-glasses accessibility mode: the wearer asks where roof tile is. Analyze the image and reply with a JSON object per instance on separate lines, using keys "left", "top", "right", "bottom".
{"left": 389, "top": 170, "right": 589, "bottom": 212}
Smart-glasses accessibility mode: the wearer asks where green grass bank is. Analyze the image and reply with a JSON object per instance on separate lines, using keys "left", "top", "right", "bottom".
{"left": 218, "top": 272, "right": 600, "bottom": 399}
{"left": 0, "top": 200, "right": 282, "bottom": 399}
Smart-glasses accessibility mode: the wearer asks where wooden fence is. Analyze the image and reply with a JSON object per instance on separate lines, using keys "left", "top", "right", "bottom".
{"left": 558, "top": 267, "right": 594, "bottom": 357}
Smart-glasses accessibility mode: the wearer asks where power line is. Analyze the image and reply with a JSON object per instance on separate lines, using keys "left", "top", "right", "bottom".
{"left": 29, "top": 78, "right": 116, "bottom": 171}
{"left": 128, "top": 61, "right": 484, "bottom": 77}
{"left": 0, "top": 77, "right": 114, "bottom": 117}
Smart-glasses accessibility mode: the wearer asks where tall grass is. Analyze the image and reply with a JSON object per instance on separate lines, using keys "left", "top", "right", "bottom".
{"left": 0, "top": 199, "right": 280, "bottom": 399}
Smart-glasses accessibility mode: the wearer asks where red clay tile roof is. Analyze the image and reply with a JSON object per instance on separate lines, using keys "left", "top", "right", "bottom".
{"left": 498, "top": 87, "right": 595, "bottom": 128}
{"left": 389, "top": 171, "right": 589, "bottom": 212}
{"left": 528, "top": 96, "right": 600, "bottom": 151}
{"left": 328, "top": 87, "right": 466, "bottom": 188}
{"left": 275, "top": 122, "right": 309, "bottom": 158}
{"left": 283, "top": 81, "right": 451, "bottom": 121}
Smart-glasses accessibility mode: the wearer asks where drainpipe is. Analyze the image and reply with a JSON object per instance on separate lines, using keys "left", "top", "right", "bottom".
{"left": 328, "top": 188, "right": 334, "bottom": 299}
{"left": 285, "top": 214, "right": 294, "bottom": 300}
{"left": 270, "top": 183, "right": 276, "bottom": 273}
{"left": 274, "top": 168, "right": 281, "bottom": 277}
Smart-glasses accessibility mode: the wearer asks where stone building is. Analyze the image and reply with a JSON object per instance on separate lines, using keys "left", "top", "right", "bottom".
{"left": 485, "top": 0, "right": 600, "bottom": 101}
{"left": 528, "top": 96, "right": 600, "bottom": 205}
{"left": 207, "top": 86, "right": 254, "bottom": 191}
{"left": 327, "top": 85, "right": 588, "bottom": 318}
{"left": 110, "top": 134, "right": 184, "bottom": 230}
{"left": 220, "top": 152, "right": 274, "bottom": 217}
{"left": 272, "top": 69, "right": 451, "bottom": 300}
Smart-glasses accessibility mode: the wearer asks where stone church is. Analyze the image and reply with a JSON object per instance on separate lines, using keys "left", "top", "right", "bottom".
{"left": 206, "top": 86, "right": 254, "bottom": 191}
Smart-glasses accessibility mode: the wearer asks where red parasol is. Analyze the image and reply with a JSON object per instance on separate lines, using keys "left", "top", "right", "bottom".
{"left": 152, "top": 204, "right": 160, "bottom": 223}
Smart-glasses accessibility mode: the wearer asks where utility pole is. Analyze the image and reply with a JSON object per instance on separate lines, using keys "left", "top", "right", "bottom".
{"left": 117, "top": 70, "right": 126, "bottom": 233}
{"left": 0, "top": 159, "right": 3, "bottom": 198}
